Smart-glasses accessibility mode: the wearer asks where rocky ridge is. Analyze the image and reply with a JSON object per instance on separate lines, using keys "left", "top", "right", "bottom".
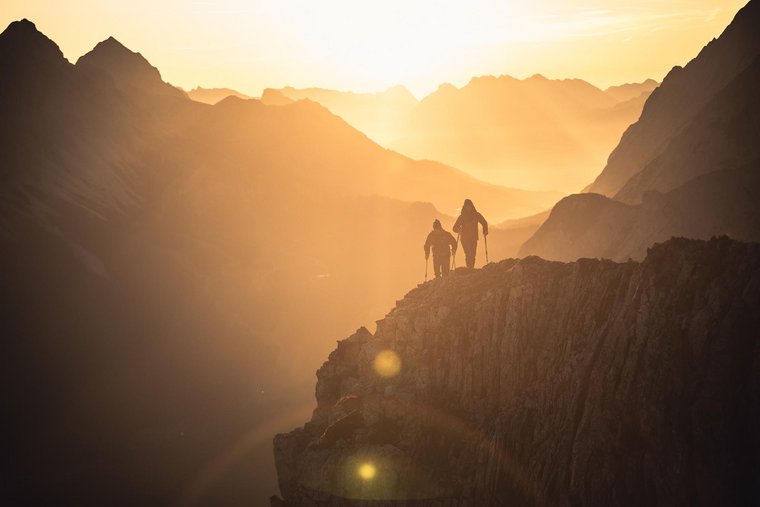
{"left": 273, "top": 237, "right": 760, "bottom": 506}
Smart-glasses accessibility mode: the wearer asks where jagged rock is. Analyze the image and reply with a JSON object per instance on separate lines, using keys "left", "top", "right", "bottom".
{"left": 273, "top": 237, "right": 760, "bottom": 506}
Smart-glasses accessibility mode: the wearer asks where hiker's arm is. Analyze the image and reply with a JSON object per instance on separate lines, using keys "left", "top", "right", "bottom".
{"left": 424, "top": 235, "right": 431, "bottom": 258}
{"left": 449, "top": 234, "right": 457, "bottom": 253}
{"left": 453, "top": 216, "right": 461, "bottom": 233}
{"left": 479, "top": 213, "right": 489, "bottom": 236}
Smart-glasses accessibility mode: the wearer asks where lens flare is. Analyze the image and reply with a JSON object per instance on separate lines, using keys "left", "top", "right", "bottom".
{"left": 358, "top": 463, "right": 376, "bottom": 480}
{"left": 373, "top": 350, "right": 401, "bottom": 377}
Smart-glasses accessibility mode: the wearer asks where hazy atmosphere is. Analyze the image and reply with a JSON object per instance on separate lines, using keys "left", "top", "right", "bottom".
{"left": 2, "top": 1, "right": 758, "bottom": 506}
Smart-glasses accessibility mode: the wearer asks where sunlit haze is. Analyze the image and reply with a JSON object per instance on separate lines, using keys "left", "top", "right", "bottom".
{"left": 3, "top": 0, "right": 760, "bottom": 505}
{"left": 1, "top": 0, "right": 747, "bottom": 97}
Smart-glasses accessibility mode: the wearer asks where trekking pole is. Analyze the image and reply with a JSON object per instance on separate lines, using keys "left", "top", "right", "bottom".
{"left": 425, "top": 256, "right": 429, "bottom": 281}
{"left": 484, "top": 234, "right": 489, "bottom": 264}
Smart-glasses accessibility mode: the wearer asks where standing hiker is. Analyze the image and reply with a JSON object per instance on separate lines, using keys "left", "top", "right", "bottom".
{"left": 424, "top": 219, "right": 458, "bottom": 278}
{"left": 453, "top": 199, "right": 488, "bottom": 268}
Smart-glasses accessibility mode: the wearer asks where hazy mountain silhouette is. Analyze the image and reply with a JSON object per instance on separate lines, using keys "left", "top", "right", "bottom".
{"left": 388, "top": 75, "right": 655, "bottom": 192}
{"left": 604, "top": 78, "right": 659, "bottom": 102}
{"left": 260, "top": 88, "right": 295, "bottom": 106}
{"left": 0, "top": 19, "right": 532, "bottom": 506}
{"left": 586, "top": 0, "right": 760, "bottom": 197}
{"left": 187, "top": 86, "right": 251, "bottom": 104}
{"left": 77, "top": 36, "right": 187, "bottom": 100}
{"left": 520, "top": 1, "right": 760, "bottom": 262}
{"left": 261, "top": 85, "right": 419, "bottom": 147}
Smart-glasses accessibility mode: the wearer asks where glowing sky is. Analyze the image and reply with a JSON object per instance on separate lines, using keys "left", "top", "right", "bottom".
{"left": 1, "top": 0, "right": 748, "bottom": 97}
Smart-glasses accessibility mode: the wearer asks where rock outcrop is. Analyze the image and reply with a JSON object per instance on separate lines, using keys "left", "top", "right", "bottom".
{"left": 273, "top": 237, "right": 760, "bottom": 506}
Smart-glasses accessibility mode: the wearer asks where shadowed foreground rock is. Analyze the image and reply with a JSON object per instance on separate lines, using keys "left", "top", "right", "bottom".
{"left": 272, "top": 237, "right": 760, "bottom": 506}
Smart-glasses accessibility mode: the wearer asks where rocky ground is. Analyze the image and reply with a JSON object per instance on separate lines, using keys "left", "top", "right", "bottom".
{"left": 273, "top": 237, "right": 760, "bottom": 506}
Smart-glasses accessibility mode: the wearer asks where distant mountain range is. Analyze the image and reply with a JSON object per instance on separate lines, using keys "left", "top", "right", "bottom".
{"left": 266, "top": 77, "right": 658, "bottom": 193}
{"left": 390, "top": 75, "right": 657, "bottom": 192}
{"left": 521, "top": 0, "right": 760, "bottom": 261}
{"left": 604, "top": 78, "right": 659, "bottom": 102}
{"left": 262, "top": 85, "right": 419, "bottom": 148}
{"left": 187, "top": 86, "right": 251, "bottom": 104}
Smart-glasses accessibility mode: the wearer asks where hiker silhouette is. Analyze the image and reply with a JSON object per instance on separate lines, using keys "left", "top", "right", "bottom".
{"left": 453, "top": 199, "right": 488, "bottom": 268}
{"left": 424, "top": 219, "right": 457, "bottom": 278}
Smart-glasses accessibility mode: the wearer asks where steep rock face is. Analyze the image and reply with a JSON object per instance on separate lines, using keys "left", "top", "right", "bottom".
{"left": 586, "top": 0, "right": 760, "bottom": 197}
{"left": 519, "top": 3, "right": 760, "bottom": 262}
{"left": 614, "top": 56, "right": 760, "bottom": 204}
{"left": 273, "top": 238, "right": 760, "bottom": 506}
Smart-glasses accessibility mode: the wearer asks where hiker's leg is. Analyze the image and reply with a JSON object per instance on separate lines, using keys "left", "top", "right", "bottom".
{"left": 441, "top": 256, "right": 451, "bottom": 276}
{"left": 433, "top": 256, "right": 443, "bottom": 277}
{"left": 463, "top": 239, "right": 477, "bottom": 268}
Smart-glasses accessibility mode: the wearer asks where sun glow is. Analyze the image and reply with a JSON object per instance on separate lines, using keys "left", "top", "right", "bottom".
{"left": 373, "top": 350, "right": 402, "bottom": 378}
{"left": 357, "top": 463, "right": 377, "bottom": 481}
{"left": 0, "top": 0, "right": 747, "bottom": 97}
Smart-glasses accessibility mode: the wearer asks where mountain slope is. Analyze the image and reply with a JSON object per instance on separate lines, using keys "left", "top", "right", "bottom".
{"left": 520, "top": 2, "right": 760, "bottom": 262}
{"left": 586, "top": 0, "right": 760, "bottom": 197}
{"left": 0, "top": 19, "right": 527, "bottom": 505}
{"left": 614, "top": 55, "right": 760, "bottom": 203}
{"left": 273, "top": 237, "right": 760, "bottom": 506}
{"left": 77, "top": 36, "right": 187, "bottom": 100}
{"left": 262, "top": 85, "right": 418, "bottom": 146}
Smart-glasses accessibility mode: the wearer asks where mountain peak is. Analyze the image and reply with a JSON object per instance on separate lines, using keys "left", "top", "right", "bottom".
{"left": 0, "top": 18, "right": 67, "bottom": 66}
{"left": 102, "top": 35, "right": 124, "bottom": 48}
{"left": 76, "top": 37, "right": 183, "bottom": 98}
{"left": 78, "top": 36, "right": 153, "bottom": 69}
{"left": 8, "top": 18, "right": 36, "bottom": 31}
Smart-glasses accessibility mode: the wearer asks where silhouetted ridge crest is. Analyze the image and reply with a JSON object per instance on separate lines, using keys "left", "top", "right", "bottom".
{"left": 0, "top": 19, "right": 67, "bottom": 71}
{"left": 587, "top": 0, "right": 760, "bottom": 197}
{"left": 76, "top": 36, "right": 185, "bottom": 98}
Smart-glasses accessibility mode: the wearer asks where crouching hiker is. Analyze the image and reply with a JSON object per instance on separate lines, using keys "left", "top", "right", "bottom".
{"left": 424, "top": 219, "right": 457, "bottom": 278}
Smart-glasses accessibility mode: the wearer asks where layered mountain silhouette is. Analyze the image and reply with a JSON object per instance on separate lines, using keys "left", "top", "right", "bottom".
{"left": 388, "top": 75, "right": 655, "bottom": 192}
{"left": 521, "top": 0, "right": 760, "bottom": 262}
{"left": 261, "top": 85, "right": 418, "bottom": 146}
{"left": 0, "top": 19, "right": 547, "bottom": 505}
{"left": 77, "top": 36, "right": 188, "bottom": 100}
{"left": 264, "top": 77, "right": 654, "bottom": 193}
{"left": 187, "top": 86, "right": 251, "bottom": 104}
{"left": 604, "top": 78, "right": 659, "bottom": 102}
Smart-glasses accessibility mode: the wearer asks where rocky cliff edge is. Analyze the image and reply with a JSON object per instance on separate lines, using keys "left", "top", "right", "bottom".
{"left": 273, "top": 237, "right": 760, "bottom": 506}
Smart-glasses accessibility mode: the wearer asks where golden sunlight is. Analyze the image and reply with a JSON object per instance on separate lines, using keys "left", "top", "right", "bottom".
{"left": 1, "top": 0, "right": 747, "bottom": 96}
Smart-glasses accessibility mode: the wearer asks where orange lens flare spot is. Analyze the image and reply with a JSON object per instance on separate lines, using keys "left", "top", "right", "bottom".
{"left": 373, "top": 350, "right": 401, "bottom": 378}
{"left": 358, "top": 463, "right": 376, "bottom": 480}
